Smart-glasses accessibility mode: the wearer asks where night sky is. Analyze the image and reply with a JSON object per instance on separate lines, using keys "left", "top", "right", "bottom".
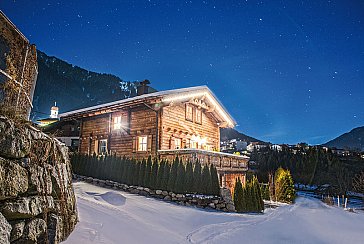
{"left": 1, "top": 1, "right": 363, "bottom": 145}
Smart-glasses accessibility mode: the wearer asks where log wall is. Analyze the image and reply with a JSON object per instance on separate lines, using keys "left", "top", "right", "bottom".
{"left": 160, "top": 102, "right": 220, "bottom": 151}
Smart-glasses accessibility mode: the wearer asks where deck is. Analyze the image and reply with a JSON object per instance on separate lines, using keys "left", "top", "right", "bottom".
{"left": 158, "top": 149, "right": 249, "bottom": 190}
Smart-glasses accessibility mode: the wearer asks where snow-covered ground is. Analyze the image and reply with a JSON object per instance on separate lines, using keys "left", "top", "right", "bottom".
{"left": 64, "top": 182, "right": 364, "bottom": 244}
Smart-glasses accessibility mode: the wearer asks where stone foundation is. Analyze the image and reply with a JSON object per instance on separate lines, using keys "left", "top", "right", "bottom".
{"left": 74, "top": 174, "right": 236, "bottom": 212}
{"left": 0, "top": 116, "right": 78, "bottom": 243}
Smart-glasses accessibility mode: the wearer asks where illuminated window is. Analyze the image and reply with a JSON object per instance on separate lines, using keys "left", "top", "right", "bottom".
{"left": 175, "top": 138, "right": 182, "bottom": 149}
{"left": 191, "top": 141, "right": 198, "bottom": 149}
{"left": 186, "top": 104, "right": 193, "bottom": 121}
{"left": 113, "top": 116, "right": 122, "bottom": 130}
{"left": 195, "top": 108, "right": 202, "bottom": 124}
{"left": 138, "top": 136, "right": 148, "bottom": 151}
{"left": 98, "top": 139, "right": 108, "bottom": 155}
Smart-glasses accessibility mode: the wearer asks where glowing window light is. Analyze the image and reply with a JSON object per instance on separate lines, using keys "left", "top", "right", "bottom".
{"left": 113, "top": 116, "right": 123, "bottom": 130}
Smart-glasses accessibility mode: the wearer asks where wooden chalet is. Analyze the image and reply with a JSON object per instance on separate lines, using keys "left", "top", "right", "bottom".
{"left": 59, "top": 82, "right": 249, "bottom": 191}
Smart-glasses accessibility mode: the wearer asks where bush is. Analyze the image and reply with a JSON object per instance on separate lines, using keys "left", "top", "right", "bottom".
{"left": 71, "top": 154, "right": 220, "bottom": 196}
{"left": 274, "top": 167, "right": 295, "bottom": 203}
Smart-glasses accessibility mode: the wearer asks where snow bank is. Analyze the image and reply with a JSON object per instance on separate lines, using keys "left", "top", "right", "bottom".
{"left": 64, "top": 182, "right": 364, "bottom": 244}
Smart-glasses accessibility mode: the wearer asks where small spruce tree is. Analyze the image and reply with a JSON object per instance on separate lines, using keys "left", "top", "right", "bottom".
{"left": 233, "top": 178, "right": 244, "bottom": 212}
{"left": 193, "top": 160, "right": 202, "bottom": 194}
{"left": 185, "top": 161, "right": 194, "bottom": 193}
{"left": 175, "top": 160, "right": 186, "bottom": 193}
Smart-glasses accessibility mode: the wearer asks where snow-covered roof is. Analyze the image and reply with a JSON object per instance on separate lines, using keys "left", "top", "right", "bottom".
{"left": 59, "top": 85, "right": 236, "bottom": 127}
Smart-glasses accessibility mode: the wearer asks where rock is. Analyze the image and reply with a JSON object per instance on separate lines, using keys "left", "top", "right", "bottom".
{"left": 0, "top": 116, "right": 31, "bottom": 159}
{"left": 212, "top": 199, "right": 219, "bottom": 204}
{"left": 216, "top": 203, "right": 226, "bottom": 209}
{"left": 28, "top": 164, "right": 52, "bottom": 196}
{"left": 1, "top": 196, "right": 54, "bottom": 220}
{"left": 161, "top": 191, "right": 168, "bottom": 196}
{"left": 85, "top": 177, "right": 93, "bottom": 183}
{"left": 0, "top": 212, "right": 12, "bottom": 244}
{"left": 10, "top": 220, "right": 25, "bottom": 242}
{"left": 0, "top": 158, "right": 28, "bottom": 200}
{"left": 226, "top": 203, "right": 236, "bottom": 212}
{"left": 137, "top": 187, "right": 144, "bottom": 191}
{"left": 47, "top": 213, "right": 63, "bottom": 244}
{"left": 21, "top": 218, "right": 47, "bottom": 243}
{"left": 155, "top": 190, "right": 162, "bottom": 195}
{"left": 176, "top": 194, "right": 184, "bottom": 198}
{"left": 164, "top": 196, "right": 171, "bottom": 201}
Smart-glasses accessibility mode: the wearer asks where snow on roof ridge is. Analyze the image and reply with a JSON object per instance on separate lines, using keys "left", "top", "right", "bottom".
{"left": 59, "top": 85, "right": 209, "bottom": 118}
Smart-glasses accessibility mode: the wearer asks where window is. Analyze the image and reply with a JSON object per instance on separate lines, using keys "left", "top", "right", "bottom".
{"left": 138, "top": 136, "right": 148, "bottom": 151}
{"left": 98, "top": 139, "right": 108, "bottom": 155}
{"left": 113, "top": 116, "right": 122, "bottom": 130}
{"left": 185, "top": 104, "right": 193, "bottom": 121}
{"left": 191, "top": 141, "right": 198, "bottom": 149}
{"left": 174, "top": 138, "right": 182, "bottom": 149}
{"left": 195, "top": 108, "right": 202, "bottom": 124}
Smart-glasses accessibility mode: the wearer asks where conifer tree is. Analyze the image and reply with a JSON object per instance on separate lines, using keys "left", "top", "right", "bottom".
{"left": 162, "top": 161, "right": 171, "bottom": 190}
{"left": 144, "top": 156, "right": 153, "bottom": 187}
{"left": 156, "top": 160, "right": 165, "bottom": 189}
{"left": 150, "top": 158, "right": 159, "bottom": 189}
{"left": 185, "top": 161, "right": 194, "bottom": 193}
{"left": 193, "top": 160, "right": 202, "bottom": 194}
{"left": 201, "top": 165, "right": 212, "bottom": 195}
{"left": 210, "top": 165, "right": 220, "bottom": 196}
{"left": 274, "top": 167, "right": 295, "bottom": 203}
{"left": 138, "top": 159, "right": 146, "bottom": 186}
{"left": 168, "top": 157, "right": 179, "bottom": 191}
{"left": 233, "top": 178, "right": 244, "bottom": 212}
{"left": 175, "top": 160, "right": 186, "bottom": 193}
{"left": 126, "top": 159, "right": 133, "bottom": 185}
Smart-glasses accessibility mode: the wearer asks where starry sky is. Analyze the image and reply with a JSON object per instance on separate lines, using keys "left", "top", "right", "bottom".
{"left": 1, "top": 0, "right": 363, "bottom": 145}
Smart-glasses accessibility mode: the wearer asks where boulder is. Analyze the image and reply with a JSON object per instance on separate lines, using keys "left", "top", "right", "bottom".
{"left": 1, "top": 196, "right": 54, "bottom": 220}
{"left": 47, "top": 213, "right": 63, "bottom": 244}
{"left": 0, "top": 116, "right": 31, "bottom": 159}
{"left": 20, "top": 218, "right": 47, "bottom": 243}
{"left": 226, "top": 203, "right": 236, "bottom": 212}
{"left": 164, "top": 196, "right": 171, "bottom": 201}
{"left": 10, "top": 220, "right": 25, "bottom": 242}
{"left": 155, "top": 190, "right": 162, "bottom": 195}
{"left": 0, "top": 212, "right": 11, "bottom": 244}
{"left": 28, "top": 164, "right": 52, "bottom": 196}
{"left": 161, "top": 191, "right": 169, "bottom": 196}
{"left": 0, "top": 158, "right": 28, "bottom": 200}
{"left": 208, "top": 203, "right": 216, "bottom": 209}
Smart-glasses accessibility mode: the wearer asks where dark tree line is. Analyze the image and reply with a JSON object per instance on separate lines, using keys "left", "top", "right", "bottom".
{"left": 251, "top": 147, "right": 364, "bottom": 194}
{"left": 71, "top": 154, "right": 221, "bottom": 196}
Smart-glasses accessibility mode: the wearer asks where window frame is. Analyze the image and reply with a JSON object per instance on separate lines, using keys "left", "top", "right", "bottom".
{"left": 185, "top": 104, "right": 194, "bottom": 122}
{"left": 174, "top": 138, "right": 182, "bottom": 149}
{"left": 113, "top": 116, "right": 122, "bottom": 130}
{"left": 98, "top": 139, "right": 108, "bottom": 155}
{"left": 195, "top": 108, "right": 202, "bottom": 124}
{"left": 138, "top": 136, "right": 148, "bottom": 152}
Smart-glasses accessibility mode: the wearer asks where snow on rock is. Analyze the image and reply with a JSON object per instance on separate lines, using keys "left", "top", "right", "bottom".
{"left": 64, "top": 182, "right": 364, "bottom": 244}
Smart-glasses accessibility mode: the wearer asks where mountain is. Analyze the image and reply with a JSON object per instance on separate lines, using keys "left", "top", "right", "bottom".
{"left": 220, "top": 128, "right": 265, "bottom": 143}
{"left": 31, "top": 50, "right": 139, "bottom": 120}
{"left": 323, "top": 126, "right": 364, "bottom": 152}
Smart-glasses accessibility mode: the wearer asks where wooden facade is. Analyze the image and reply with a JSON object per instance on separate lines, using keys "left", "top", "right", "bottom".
{"left": 60, "top": 86, "right": 249, "bottom": 192}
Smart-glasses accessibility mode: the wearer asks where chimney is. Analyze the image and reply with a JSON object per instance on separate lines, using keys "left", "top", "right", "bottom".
{"left": 137, "top": 79, "right": 151, "bottom": 96}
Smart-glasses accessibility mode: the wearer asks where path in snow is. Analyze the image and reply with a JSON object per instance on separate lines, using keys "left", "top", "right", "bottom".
{"left": 64, "top": 182, "right": 364, "bottom": 244}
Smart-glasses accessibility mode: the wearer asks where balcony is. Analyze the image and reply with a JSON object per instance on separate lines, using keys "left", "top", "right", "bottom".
{"left": 158, "top": 148, "right": 249, "bottom": 172}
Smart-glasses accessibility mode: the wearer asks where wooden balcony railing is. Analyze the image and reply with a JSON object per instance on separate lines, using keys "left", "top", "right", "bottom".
{"left": 158, "top": 148, "right": 249, "bottom": 171}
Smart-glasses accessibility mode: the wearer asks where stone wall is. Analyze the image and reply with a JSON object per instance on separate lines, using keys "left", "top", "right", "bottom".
{"left": 0, "top": 11, "right": 38, "bottom": 119}
{"left": 75, "top": 174, "right": 236, "bottom": 212}
{"left": 0, "top": 116, "right": 77, "bottom": 243}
